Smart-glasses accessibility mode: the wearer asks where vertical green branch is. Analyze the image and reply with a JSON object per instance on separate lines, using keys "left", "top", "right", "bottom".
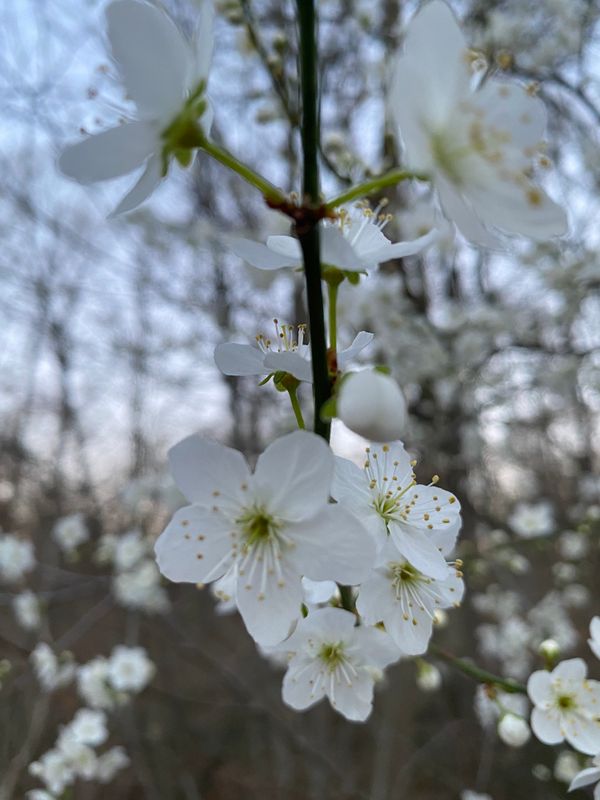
{"left": 295, "top": 0, "right": 330, "bottom": 441}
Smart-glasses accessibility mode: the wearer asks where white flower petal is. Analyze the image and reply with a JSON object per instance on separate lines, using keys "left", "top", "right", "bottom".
{"left": 569, "top": 767, "right": 600, "bottom": 792}
{"left": 554, "top": 658, "right": 587, "bottom": 681}
{"left": 235, "top": 563, "right": 303, "bottom": 646}
{"left": 214, "top": 343, "right": 267, "bottom": 376}
{"left": 320, "top": 226, "right": 364, "bottom": 271}
{"left": 337, "top": 331, "right": 374, "bottom": 369}
{"left": 353, "top": 626, "right": 401, "bottom": 670}
{"left": 154, "top": 506, "right": 233, "bottom": 583}
{"left": 389, "top": 523, "right": 450, "bottom": 580}
{"left": 265, "top": 235, "right": 303, "bottom": 260}
{"left": 287, "top": 505, "right": 376, "bottom": 585}
{"left": 282, "top": 656, "right": 326, "bottom": 710}
{"left": 192, "top": 0, "right": 215, "bottom": 84}
{"left": 59, "top": 121, "right": 157, "bottom": 184}
{"left": 565, "top": 713, "right": 600, "bottom": 756}
{"left": 252, "top": 431, "right": 332, "bottom": 521}
{"left": 527, "top": 669, "right": 553, "bottom": 705}
{"left": 365, "top": 227, "right": 439, "bottom": 263}
{"left": 262, "top": 351, "right": 313, "bottom": 382}
{"left": 530, "top": 707, "right": 563, "bottom": 745}
{"left": 168, "top": 434, "right": 250, "bottom": 509}
{"left": 328, "top": 668, "right": 374, "bottom": 722}
{"left": 436, "top": 174, "right": 502, "bottom": 248}
{"left": 467, "top": 176, "right": 568, "bottom": 241}
{"left": 229, "top": 237, "right": 299, "bottom": 270}
{"left": 403, "top": 1, "right": 470, "bottom": 126}
{"left": 106, "top": 0, "right": 193, "bottom": 120}
{"left": 109, "top": 153, "right": 162, "bottom": 216}
{"left": 473, "top": 79, "right": 547, "bottom": 155}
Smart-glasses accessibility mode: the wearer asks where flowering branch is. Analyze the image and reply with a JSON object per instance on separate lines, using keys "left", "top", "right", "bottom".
{"left": 429, "top": 644, "right": 527, "bottom": 694}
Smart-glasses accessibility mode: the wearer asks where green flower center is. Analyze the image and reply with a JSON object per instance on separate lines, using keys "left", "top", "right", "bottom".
{"left": 237, "top": 507, "right": 281, "bottom": 549}
{"left": 319, "top": 642, "right": 345, "bottom": 671}
{"left": 557, "top": 694, "right": 576, "bottom": 710}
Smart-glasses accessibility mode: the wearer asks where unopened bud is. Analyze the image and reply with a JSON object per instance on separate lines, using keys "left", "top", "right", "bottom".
{"left": 539, "top": 638, "right": 560, "bottom": 667}
{"left": 497, "top": 713, "right": 530, "bottom": 747}
{"left": 416, "top": 661, "right": 442, "bottom": 692}
{"left": 337, "top": 371, "right": 407, "bottom": 442}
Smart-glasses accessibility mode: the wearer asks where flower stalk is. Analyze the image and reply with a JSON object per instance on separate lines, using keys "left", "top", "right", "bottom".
{"left": 429, "top": 643, "right": 527, "bottom": 694}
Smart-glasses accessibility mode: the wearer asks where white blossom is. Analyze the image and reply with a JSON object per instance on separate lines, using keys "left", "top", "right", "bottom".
{"left": 30, "top": 644, "right": 76, "bottom": 692}
{"left": 62, "top": 708, "right": 108, "bottom": 747}
{"left": 528, "top": 658, "right": 600, "bottom": 755}
{"left": 53, "top": 512, "right": 89, "bottom": 552}
{"left": 275, "top": 607, "right": 400, "bottom": 721}
{"left": 107, "top": 645, "right": 155, "bottom": 692}
{"left": 357, "top": 540, "right": 463, "bottom": 655}
{"left": 389, "top": 1, "right": 567, "bottom": 244}
{"left": 96, "top": 747, "right": 130, "bottom": 783}
{"left": 416, "top": 661, "right": 442, "bottom": 691}
{"left": 215, "top": 322, "right": 373, "bottom": 384}
{"left": 113, "top": 558, "right": 169, "bottom": 613}
{"left": 29, "top": 750, "right": 74, "bottom": 796}
{"left": 77, "top": 657, "right": 114, "bottom": 710}
{"left": 230, "top": 203, "right": 438, "bottom": 273}
{"left": 509, "top": 501, "right": 555, "bottom": 538}
{"left": 155, "top": 430, "right": 376, "bottom": 645}
{"left": 59, "top": 0, "right": 214, "bottom": 215}
{"left": 332, "top": 442, "right": 461, "bottom": 580}
{"left": 113, "top": 529, "right": 147, "bottom": 571}
{"left": 0, "top": 533, "right": 35, "bottom": 583}
{"left": 13, "top": 590, "right": 42, "bottom": 631}
{"left": 337, "top": 370, "right": 407, "bottom": 443}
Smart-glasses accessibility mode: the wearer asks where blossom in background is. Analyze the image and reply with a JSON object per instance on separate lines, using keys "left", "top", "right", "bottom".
{"left": 332, "top": 442, "right": 461, "bottom": 580}
{"left": 509, "top": 501, "right": 555, "bottom": 538}
{"left": 569, "top": 754, "right": 600, "bottom": 799}
{"left": 356, "top": 539, "right": 464, "bottom": 655}
{"left": 31, "top": 644, "right": 76, "bottom": 692}
{"left": 337, "top": 370, "right": 407, "bottom": 442}
{"left": 59, "top": 709, "right": 108, "bottom": 747}
{"left": 276, "top": 607, "right": 399, "bottom": 721}
{"left": 389, "top": 1, "right": 567, "bottom": 244}
{"left": 230, "top": 203, "right": 438, "bottom": 273}
{"left": 13, "top": 590, "right": 42, "bottom": 631}
{"left": 590, "top": 617, "right": 600, "bottom": 660}
{"left": 77, "top": 657, "right": 114, "bottom": 710}
{"left": 0, "top": 532, "right": 35, "bottom": 583}
{"left": 155, "top": 431, "right": 376, "bottom": 645}
{"left": 215, "top": 321, "right": 373, "bottom": 384}
{"left": 528, "top": 659, "right": 600, "bottom": 755}
{"left": 53, "top": 513, "right": 89, "bottom": 553}
{"left": 59, "top": 0, "right": 214, "bottom": 215}
{"left": 95, "top": 747, "right": 130, "bottom": 783}
{"left": 107, "top": 645, "right": 155, "bottom": 692}
{"left": 29, "top": 750, "right": 74, "bottom": 796}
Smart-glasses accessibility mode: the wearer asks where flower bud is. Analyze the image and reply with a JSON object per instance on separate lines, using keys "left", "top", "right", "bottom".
{"left": 416, "top": 661, "right": 442, "bottom": 692}
{"left": 337, "top": 371, "right": 407, "bottom": 442}
{"left": 539, "top": 638, "right": 560, "bottom": 667}
{"left": 497, "top": 713, "right": 531, "bottom": 747}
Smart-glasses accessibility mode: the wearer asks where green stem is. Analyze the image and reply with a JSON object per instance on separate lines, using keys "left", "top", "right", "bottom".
{"left": 325, "top": 168, "right": 428, "bottom": 210}
{"left": 287, "top": 388, "right": 305, "bottom": 429}
{"left": 199, "top": 137, "right": 286, "bottom": 204}
{"left": 429, "top": 644, "right": 527, "bottom": 694}
{"left": 295, "top": 0, "right": 330, "bottom": 441}
{"left": 328, "top": 282, "right": 338, "bottom": 351}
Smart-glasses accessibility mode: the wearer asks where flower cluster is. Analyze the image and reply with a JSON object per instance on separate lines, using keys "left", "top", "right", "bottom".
{"left": 28, "top": 646, "right": 154, "bottom": 797}
{"left": 154, "top": 429, "right": 464, "bottom": 720}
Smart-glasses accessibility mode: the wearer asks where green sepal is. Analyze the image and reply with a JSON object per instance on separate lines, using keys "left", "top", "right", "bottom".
{"left": 258, "top": 373, "right": 274, "bottom": 387}
{"left": 273, "top": 371, "right": 300, "bottom": 393}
